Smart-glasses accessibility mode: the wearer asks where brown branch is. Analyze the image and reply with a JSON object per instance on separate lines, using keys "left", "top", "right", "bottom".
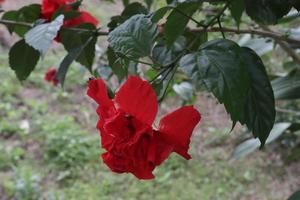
{"left": 189, "top": 27, "right": 300, "bottom": 46}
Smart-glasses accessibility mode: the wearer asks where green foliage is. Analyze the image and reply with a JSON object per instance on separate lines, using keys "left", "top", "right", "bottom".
{"left": 9, "top": 39, "right": 40, "bottom": 81}
{"left": 180, "top": 39, "right": 275, "bottom": 145}
{"left": 1, "top": 4, "right": 41, "bottom": 37}
{"left": 164, "top": 2, "right": 200, "bottom": 46}
{"left": 60, "top": 23, "right": 97, "bottom": 71}
{"left": 42, "top": 117, "right": 99, "bottom": 180}
{"left": 108, "top": 14, "right": 158, "bottom": 59}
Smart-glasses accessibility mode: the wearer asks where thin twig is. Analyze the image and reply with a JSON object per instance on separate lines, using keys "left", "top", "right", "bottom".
{"left": 173, "top": 7, "right": 206, "bottom": 28}
{"left": 205, "top": 2, "right": 230, "bottom": 28}
{"left": 189, "top": 27, "right": 300, "bottom": 46}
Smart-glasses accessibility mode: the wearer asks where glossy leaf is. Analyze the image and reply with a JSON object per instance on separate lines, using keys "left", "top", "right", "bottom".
{"left": 229, "top": 0, "right": 244, "bottom": 27}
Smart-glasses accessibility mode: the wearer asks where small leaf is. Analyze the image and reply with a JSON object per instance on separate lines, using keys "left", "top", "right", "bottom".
{"left": 108, "top": 14, "right": 158, "bottom": 59}
{"left": 60, "top": 23, "right": 97, "bottom": 71}
{"left": 151, "top": 6, "right": 171, "bottom": 23}
{"left": 152, "top": 36, "right": 186, "bottom": 66}
{"left": 229, "top": 0, "right": 245, "bottom": 27}
{"left": 164, "top": 2, "right": 200, "bottom": 46}
{"left": 57, "top": 37, "right": 94, "bottom": 87}
{"left": 9, "top": 39, "right": 40, "bottom": 81}
{"left": 107, "top": 47, "right": 128, "bottom": 80}
{"left": 25, "top": 15, "right": 64, "bottom": 56}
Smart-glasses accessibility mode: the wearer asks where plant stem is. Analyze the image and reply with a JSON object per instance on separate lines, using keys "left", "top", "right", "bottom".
{"left": 205, "top": 2, "right": 230, "bottom": 28}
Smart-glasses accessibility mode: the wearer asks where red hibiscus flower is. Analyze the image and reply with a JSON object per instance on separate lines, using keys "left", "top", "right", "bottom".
{"left": 44, "top": 68, "right": 59, "bottom": 86}
{"left": 41, "top": 0, "right": 99, "bottom": 41}
{"left": 87, "top": 76, "right": 201, "bottom": 180}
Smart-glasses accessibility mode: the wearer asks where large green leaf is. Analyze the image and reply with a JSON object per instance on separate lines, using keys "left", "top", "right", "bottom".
{"left": 245, "top": 0, "right": 292, "bottom": 24}
{"left": 60, "top": 23, "right": 97, "bottom": 72}
{"left": 180, "top": 39, "right": 250, "bottom": 123}
{"left": 9, "top": 39, "right": 40, "bottom": 81}
{"left": 239, "top": 47, "right": 276, "bottom": 145}
{"left": 108, "top": 14, "right": 158, "bottom": 59}
{"left": 2, "top": 4, "right": 41, "bottom": 37}
{"left": 180, "top": 39, "right": 276, "bottom": 145}
{"left": 164, "top": 2, "right": 200, "bottom": 47}
{"left": 272, "top": 70, "right": 300, "bottom": 100}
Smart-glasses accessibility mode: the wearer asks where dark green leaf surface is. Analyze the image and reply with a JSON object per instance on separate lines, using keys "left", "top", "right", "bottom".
{"left": 180, "top": 39, "right": 275, "bottom": 145}
{"left": 229, "top": 0, "right": 245, "bottom": 26}
{"left": 2, "top": 4, "right": 41, "bottom": 37}
{"left": 288, "top": 190, "right": 300, "bottom": 200}
{"left": 58, "top": 37, "right": 94, "bottom": 87}
{"left": 60, "top": 23, "right": 97, "bottom": 72}
{"left": 108, "top": 14, "right": 158, "bottom": 59}
{"left": 9, "top": 39, "right": 40, "bottom": 81}
{"left": 239, "top": 47, "right": 276, "bottom": 145}
{"left": 164, "top": 2, "right": 199, "bottom": 47}
{"left": 245, "top": 0, "right": 292, "bottom": 24}
{"left": 180, "top": 39, "right": 250, "bottom": 123}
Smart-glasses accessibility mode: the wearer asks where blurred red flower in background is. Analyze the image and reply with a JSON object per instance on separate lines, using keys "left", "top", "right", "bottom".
{"left": 87, "top": 76, "right": 201, "bottom": 180}
{"left": 44, "top": 68, "right": 59, "bottom": 86}
{"left": 41, "top": 0, "right": 99, "bottom": 27}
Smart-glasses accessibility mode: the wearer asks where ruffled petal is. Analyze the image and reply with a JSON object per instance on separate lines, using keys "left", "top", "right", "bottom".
{"left": 114, "top": 76, "right": 158, "bottom": 125}
{"left": 158, "top": 106, "right": 201, "bottom": 160}
{"left": 87, "top": 78, "right": 113, "bottom": 108}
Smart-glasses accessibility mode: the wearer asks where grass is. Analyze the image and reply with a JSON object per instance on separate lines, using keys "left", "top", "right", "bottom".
{"left": 0, "top": 48, "right": 296, "bottom": 200}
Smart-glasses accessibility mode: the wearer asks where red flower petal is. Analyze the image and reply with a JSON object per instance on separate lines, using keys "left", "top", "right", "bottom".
{"left": 114, "top": 76, "right": 158, "bottom": 125}
{"left": 87, "top": 78, "right": 113, "bottom": 109}
{"left": 158, "top": 106, "right": 201, "bottom": 160}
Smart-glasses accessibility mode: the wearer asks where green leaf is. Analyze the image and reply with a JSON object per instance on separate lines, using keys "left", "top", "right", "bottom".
{"left": 180, "top": 39, "right": 276, "bottom": 145}
{"left": 180, "top": 39, "right": 250, "bottom": 123}
{"left": 107, "top": 47, "right": 128, "bottom": 80}
{"left": 152, "top": 36, "right": 186, "bottom": 66}
{"left": 239, "top": 47, "right": 276, "bottom": 146}
{"left": 2, "top": 4, "right": 41, "bottom": 37}
{"left": 9, "top": 39, "right": 40, "bottom": 81}
{"left": 108, "top": 14, "right": 158, "bottom": 59}
{"left": 151, "top": 7, "right": 171, "bottom": 23}
{"left": 108, "top": 2, "right": 148, "bottom": 31}
{"left": 57, "top": 36, "right": 94, "bottom": 87}
{"left": 229, "top": 0, "right": 245, "bottom": 27}
{"left": 60, "top": 23, "right": 97, "bottom": 71}
{"left": 272, "top": 70, "right": 300, "bottom": 100}
{"left": 245, "top": 0, "right": 292, "bottom": 24}
{"left": 288, "top": 190, "right": 300, "bottom": 200}
{"left": 164, "top": 2, "right": 200, "bottom": 46}
{"left": 231, "top": 123, "right": 291, "bottom": 159}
